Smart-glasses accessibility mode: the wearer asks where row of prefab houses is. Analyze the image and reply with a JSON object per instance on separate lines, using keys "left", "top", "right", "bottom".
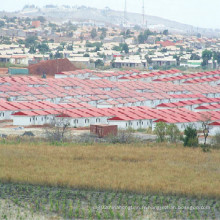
{"left": 9, "top": 106, "right": 220, "bottom": 135}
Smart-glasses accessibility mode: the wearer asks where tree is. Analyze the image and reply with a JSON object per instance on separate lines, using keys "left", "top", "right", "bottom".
{"left": 213, "top": 51, "right": 220, "bottom": 65}
{"left": 183, "top": 126, "right": 198, "bottom": 147}
{"left": 83, "top": 54, "right": 90, "bottom": 57}
{"left": 67, "top": 44, "right": 73, "bottom": 51}
{"left": 95, "top": 59, "right": 104, "bottom": 68}
{"left": 166, "top": 124, "right": 181, "bottom": 143}
{"left": 25, "top": 36, "right": 38, "bottom": 48}
{"left": 37, "top": 43, "right": 49, "bottom": 54}
{"left": 121, "top": 43, "right": 129, "bottom": 54}
{"left": 190, "top": 53, "right": 201, "bottom": 60}
{"left": 163, "top": 29, "right": 169, "bottom": 35}
{"left": 202, "top": 50, "right": 212, "bottom": 67}
{"left": 91, "top": 28, "right": 97, "bottom": 39}
{"left": 54, "top": 51, "right": 63, "bottom": 59}
{"left": 80, "top": 33, "right": 84, "bottom": 41}
{"left": 145, "top": 55, "right": 152, "bottom": 65}
{"left": 44, "top": 116, "right": 71, "bottom": 142}
{"left": 173, "top": 55, "right": 180, "bottom": 66}
{"left": 200, "top": 114, "right": 211, "bottom": 146}
{"left": 0, "top": 20, "right": 5, "bottom": 27}
{"left": 29, "top": 46, "right": 36, "bottom": 54}
{"left": 36, "top": 16, "right": 46, "bottom": 23}
{"left": 154, "top": 122, "right": 167, "bottom": 142}
{"left": 100, "top": 27, "right": 107, "bottom": 40}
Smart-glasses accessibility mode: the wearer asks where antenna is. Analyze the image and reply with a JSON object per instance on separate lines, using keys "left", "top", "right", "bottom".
{"left": 124, "top": 0, "right": 127, "bottom": 27}
{"left": 142, "top": 0, "right": 146, "bottom": 28}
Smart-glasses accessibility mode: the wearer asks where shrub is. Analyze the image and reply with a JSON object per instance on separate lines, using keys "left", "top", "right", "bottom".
{"left": 212, "top": 132, "right": 220, "bottom": 149}
{"left": 183, "top": 126, "right": 198, "bottom": 147}
{"left": 106, "top": 130, "right": 137, "bottom": 144}
{"left": 154, "top": 122, "right": 167, "bottom": 142}
{"left": 166, "top": 124, "right": 181, "bottom": 143}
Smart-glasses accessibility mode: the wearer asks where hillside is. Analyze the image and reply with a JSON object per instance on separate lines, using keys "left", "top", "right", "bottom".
{"left": 5, "top": 5, "right": 215, "bottom": 35}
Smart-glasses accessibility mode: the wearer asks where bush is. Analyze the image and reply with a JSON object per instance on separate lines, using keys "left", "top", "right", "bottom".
{"left": 200, "top": 144, "right": 211, "bottom": 152}
{"left": 154, "top": 122, "right": 167, "bottom": 142}
{"left": 106, "top": 130, "right": 137, "bottom": 144}
{"left": 166, "top": 124, "right": 181, "bottom": 143}
{"left": 212, "top": 133, "right": 220, "bottom": 149}
{"left": 183, "top": 126, "right": 198, "bottom": 147}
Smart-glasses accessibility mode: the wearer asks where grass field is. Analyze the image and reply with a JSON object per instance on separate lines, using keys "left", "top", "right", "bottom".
{"left": 0, "top": 141, "right": 219, "bottom": 198}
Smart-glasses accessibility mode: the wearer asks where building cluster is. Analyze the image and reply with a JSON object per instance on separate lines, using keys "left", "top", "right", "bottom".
{"left": 0, "top": 68, "right": 220, "bottom": 135}
{"left": 0, "top": 15, "right": 220, "bottom": 69}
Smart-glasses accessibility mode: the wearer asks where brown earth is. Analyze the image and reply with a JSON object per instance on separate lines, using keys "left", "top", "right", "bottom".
{"left": 28, "top": 58, "right": 78, "bottom": 76}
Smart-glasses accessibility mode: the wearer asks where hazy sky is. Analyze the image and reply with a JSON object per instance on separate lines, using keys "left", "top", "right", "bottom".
{"left": 1, "top": 0, "right": 219, "bottom": 29}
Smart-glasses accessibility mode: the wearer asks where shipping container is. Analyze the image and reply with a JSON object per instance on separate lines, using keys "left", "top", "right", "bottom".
{"left": 90, "top": 125, "right": 98, "bottom": 134}
{"left": 90, "top": 124, "right": 118, "bottom": 138}
{"left": 8, "top": 67, "right": 29, "bottom": 75}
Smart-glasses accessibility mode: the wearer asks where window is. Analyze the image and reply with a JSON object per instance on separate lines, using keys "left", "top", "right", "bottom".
{"left": 30, "top": 118, "right": 31, "bottom": 122}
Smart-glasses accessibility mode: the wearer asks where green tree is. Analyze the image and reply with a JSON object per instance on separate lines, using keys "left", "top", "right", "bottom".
{"left": 163, "top": 29, "right": 169, "bottom": 35}
{"left": 154, "top": 122, "right": 167, "bottom": 142}
{"left": 121, "top": 43, "right": 129, "bottom": 54}
{"left": 145, "top": 55, "right": 153, "bottom": 65}
{"left": 95, "top": 59, "right": 104, "bottom": 68}
{"left": 91, "top": 28, "right": 97, "bottom": 39}
{"left": 166, "top": 124, "right": 181, "bottom": 143}
{"left": 37, "top": 43, "right": 49, "bottom": 54}
{"left": 36, "top": 16, "right": 46, "bottom": 23}
{"left": 54, "top": 51, "right": 63, "bottom": 59}
{"left": 0, "top": 20, "right": 5, "bottom": 27}
{"left": 213, "top": 51, "right": 220, "bottom": 65}
{"left": 67, "top": 44, "right": 73, "bottom": 51}
{"left": 190, "top": 53, "right": 201, "bottom": 60}
{"left": 183, "top": 126, "right": 198, "bottom": 147}
{"left": 202, "top": 50, "right": 212, "bottom": 67}
{"left": 25, "top": 36, "right": 38, "bottom": 48}
{"left": 29, "top": 46, "right": 36, "bottom": 54}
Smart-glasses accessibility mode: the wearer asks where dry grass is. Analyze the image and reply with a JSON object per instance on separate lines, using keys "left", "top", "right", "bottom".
{"left": 0, "top": 142, "right": 219, "bottom": 198}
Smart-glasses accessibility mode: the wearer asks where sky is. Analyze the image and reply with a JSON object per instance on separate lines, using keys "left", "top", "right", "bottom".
{"left": 1, "top": 0, "right": 219, "bottom": 29}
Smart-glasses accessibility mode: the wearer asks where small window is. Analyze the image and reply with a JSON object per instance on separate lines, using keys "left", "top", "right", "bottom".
{"left": 30, "top": 118, "right": 31, "bottom": 122}
{"left": 142, "top": 122, "right": 143, "bottom": 125}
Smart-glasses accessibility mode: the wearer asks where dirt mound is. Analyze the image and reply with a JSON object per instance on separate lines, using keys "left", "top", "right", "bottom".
{"left": 28, "top": 58, "right": 78, "bottom": 76}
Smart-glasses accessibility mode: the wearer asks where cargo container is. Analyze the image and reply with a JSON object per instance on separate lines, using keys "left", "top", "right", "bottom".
{"left": 90, "top": 124, "right": 118, "bottom": 138}
{"left": 8, "top": 67, "right": 29, "bottom": 75}
{"left": 90, "top": 125, "right": 98, "bottom": 134}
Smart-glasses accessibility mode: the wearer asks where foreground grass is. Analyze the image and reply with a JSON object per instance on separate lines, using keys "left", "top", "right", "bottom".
{"left": 0, "top": 141, "right": 219, "bottom": 198}
{"left": 0, "top": 182, "right": 219, "bottom": 219}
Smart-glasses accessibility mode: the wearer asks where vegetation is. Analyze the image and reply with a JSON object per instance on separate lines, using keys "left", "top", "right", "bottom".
{"left": 138, "top": 29, "right": 155, "bottom": 44}
{"left": 0, "top": 181, "right": 219, "bottom": 219}
{"left": 0, "top": 140, "right": 219, "bottom": 198}
{"left": 91, "top": 28, "right": 97, "bottom": 39}
{"left": 183, "top": 126, "right": 199, "bottom": 147}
